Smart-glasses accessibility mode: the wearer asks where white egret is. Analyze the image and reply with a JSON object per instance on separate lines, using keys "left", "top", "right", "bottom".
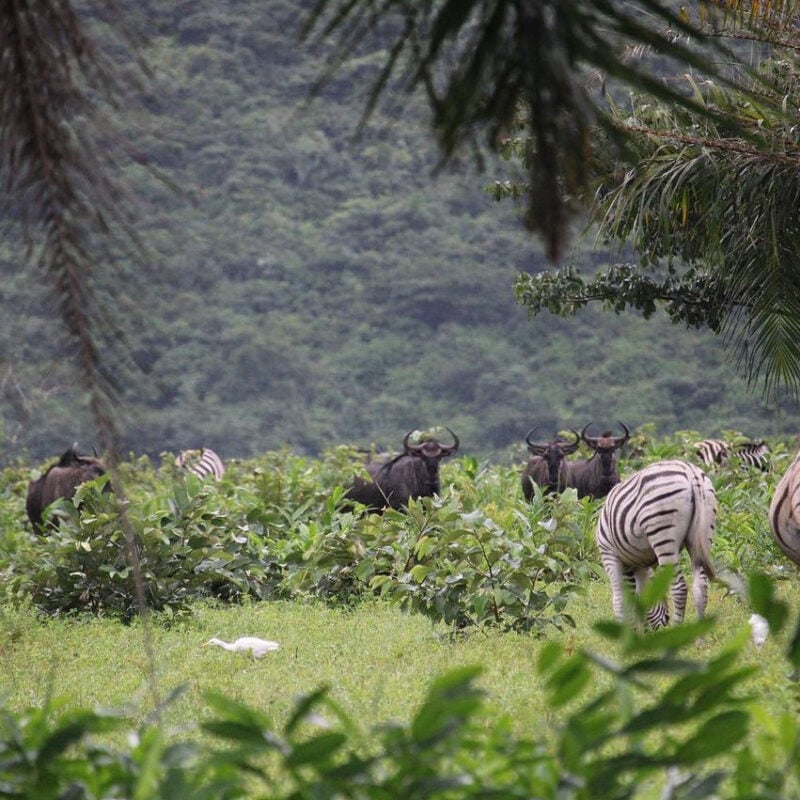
{"left": 204, "top": 636, "right": 280, "bottom": 659}
{"left": 749, "top": 614, "right": 769, "bottom": 650}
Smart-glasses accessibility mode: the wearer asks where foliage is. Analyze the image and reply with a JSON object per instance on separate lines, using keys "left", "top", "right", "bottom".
{"left": 303, "top": 0, "right": 764, "bottom": 262}
{"left": 509, "top": 7, "right": 800, "bottom": 402}
{"left": 1, "top": 432, "right": 797, "bottom": 634}
{"left": 0, "top": 451, "right": 598, "bottom": 631}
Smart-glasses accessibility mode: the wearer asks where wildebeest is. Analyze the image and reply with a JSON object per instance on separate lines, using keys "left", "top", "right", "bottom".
{"left": 26, "top": 444, "right": 109, "bottom": 532}
{"left": 566, "top": 422, "right": 630, "bottom": 499}
{"left": 344, "top": 428, "right": 460, "bottom": 512}
{"left": 521, "top": 428, "right": 581, "bottom": 499}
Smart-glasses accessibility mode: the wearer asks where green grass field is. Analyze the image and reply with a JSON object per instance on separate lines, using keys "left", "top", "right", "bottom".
{"left": 2, "top": 579, "right": 798, "bottom": 738}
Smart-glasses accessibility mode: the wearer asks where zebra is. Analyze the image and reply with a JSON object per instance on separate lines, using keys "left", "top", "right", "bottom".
{"left": 694, "top": 438, "right": 769, "bottom": 471}
{"left": 175, "top": 448, "right": 225, "bottom": 481}
{"left": 596, "top": 459, "right": 717, "bottom": 628}
{"left": 769, "top": 450, "right": 800, "bottom": 565}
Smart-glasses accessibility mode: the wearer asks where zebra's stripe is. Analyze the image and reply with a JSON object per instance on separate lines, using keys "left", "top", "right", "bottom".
{"left": 175, "top": 448, "right": 225, "bottom": 481}
{"left": 769, "top": 451, "right": 800, "bottom": 565}
{"left": 596, "top": 459, "right": 716, "bottom": 628}
{"left": 694, "top": 439, "right": 769, "bottom": 471}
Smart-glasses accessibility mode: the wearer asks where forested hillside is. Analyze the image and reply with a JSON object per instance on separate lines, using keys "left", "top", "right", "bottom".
{"left": 1, "top": 0, "right": 798, "bottom": 464}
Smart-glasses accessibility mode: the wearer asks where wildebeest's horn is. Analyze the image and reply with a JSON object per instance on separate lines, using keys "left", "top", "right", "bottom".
{"left": 440, "top": 427, "right": 459, "bottom": 455}
{"left": 402, "top": 430, "right": 417, "bottom": 453}
{"left": 613, "top": 421, "right": 631, "bottom": 447}
{"left": 525, "top": 428, "right": 547, "bottom": 451}
{"left": 580, "top": 422, "right": 598, "bottom": 447}
{"left": 562, "top": 428, "right": 581, "bottom": 454}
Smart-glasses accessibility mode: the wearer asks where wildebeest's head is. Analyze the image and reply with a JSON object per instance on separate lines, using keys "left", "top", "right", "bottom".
{"left": 26, "top": 444, "right": 109, "bottom": 532}
{"left": 581, "top": 421, "right": 630, "bottom": 477}
{"left": 344, "top": 427, "right": 460, "bottom": 512}
{"left": 522, "top": 428, "right": 581, "bottom": 498}
{"left": 402, "top": 427, "right": 460, "bottom": 463}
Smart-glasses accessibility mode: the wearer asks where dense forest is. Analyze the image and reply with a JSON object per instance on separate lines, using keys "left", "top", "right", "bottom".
{"left": 2, "top": 0, "right": 798, "bottom": 465}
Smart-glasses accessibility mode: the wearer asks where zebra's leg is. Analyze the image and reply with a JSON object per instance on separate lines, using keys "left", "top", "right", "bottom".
{"left": 601, "top": 553, "right": 627, "bottom": 621}
{"left": 691, "top": 564, "right": 709, "bottom": 619}
{"left": 671, "top": 570, "right": 688, "bottom": 623}
{"left": 634, "top": 567, "right": 669, "bottom": 629}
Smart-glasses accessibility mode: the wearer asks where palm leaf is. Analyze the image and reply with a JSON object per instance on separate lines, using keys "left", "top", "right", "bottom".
{"left": 303, "top": 0, "right": 778, "bottom": 260}
{"left": 0, "top": 0, "right": 150, "bottom": 451}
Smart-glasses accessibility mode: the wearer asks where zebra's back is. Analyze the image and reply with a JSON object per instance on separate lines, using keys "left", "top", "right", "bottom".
{"left": 598, "top": 459, "right": 715, "bottom": 571}
{"left": 175, "top": 448, "right": 225, "bottom": 481}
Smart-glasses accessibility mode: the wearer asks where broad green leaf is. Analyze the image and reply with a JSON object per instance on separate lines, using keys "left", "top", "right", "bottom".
{"left": 674, "top": 711, "right": 749, "bottom": 763}
{"left": 284, "top": 732, "right": 347, "bottom": 768}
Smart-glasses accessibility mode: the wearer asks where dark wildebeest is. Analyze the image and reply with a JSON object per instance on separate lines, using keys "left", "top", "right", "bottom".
{"left": 521, "top": 428, "right": 581, "bottom": 500}
{"left": 567, "top": 422, "right": 630, "bottom": 499}
{"left": 344, "top": 428, "right": 460, "bottom": 512}
{"left": 26, "top": 444, "right": 109, "bottom": 532}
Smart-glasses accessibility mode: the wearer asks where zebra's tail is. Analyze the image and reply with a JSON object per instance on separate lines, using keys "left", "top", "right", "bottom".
{"left": 687, "top": 467, "right": 717, "bottom": 581}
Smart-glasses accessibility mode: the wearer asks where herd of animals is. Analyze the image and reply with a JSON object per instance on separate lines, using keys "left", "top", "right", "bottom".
{"left": 19, "top": 426, "right": 798, "bottom": 629}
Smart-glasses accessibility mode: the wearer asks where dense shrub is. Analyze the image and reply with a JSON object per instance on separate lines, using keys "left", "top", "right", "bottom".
{"left": 0, "top": 434, "right": 793, "bottom": 628}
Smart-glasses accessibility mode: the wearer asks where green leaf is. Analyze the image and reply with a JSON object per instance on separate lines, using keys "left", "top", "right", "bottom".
{"left": 749, "top": 572, "right": 789, "bottom": 634}
{"left": 638, "top": 564, "right": 674, "bottom": 608}
{"left": 285, "top": 732, "right": 347, "bottom": 768}
{"left": 674, "top": 711, "right": 749, "bottom": 763}
{"left": 285, "top": 687, "right": 331, "bottom": 737}
{"left": 410, "top": 666, "right": 484, "bottom": 743}
{"left": 622, "top": 618, "right": 714, "bottom": 655}
{"left": 37, "top": 710, "right": 122, "bottom": 765}
{"left": 546, "top": 654, "right": 592, "bottom": 709}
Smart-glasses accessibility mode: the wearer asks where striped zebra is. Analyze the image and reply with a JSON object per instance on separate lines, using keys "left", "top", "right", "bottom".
{"left": 694, "top": 438, "right": 769, "bottom": 471}
{"left": 175, "top": 448, "right": 225, "bottom": 481}
{"left": 769, "top": 451, "right": 800, "bottom": 565}
{"left": 596, "top": 459, "right": 717, "bottom": 628}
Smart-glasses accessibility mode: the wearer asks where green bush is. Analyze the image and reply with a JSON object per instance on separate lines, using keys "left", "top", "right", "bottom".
{"left": 0, "top": 436, "right": 794, "bottom": 629}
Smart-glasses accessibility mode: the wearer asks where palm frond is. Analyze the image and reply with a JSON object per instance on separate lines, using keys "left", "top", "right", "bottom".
{"left": 303, "top": 0, "right": 779, "bottom": 260}
{"left": 595, "top": 95, "right": 800, "bottom": 399}
{"left": 0, "top": 0, "right": 148, "bottom": 454}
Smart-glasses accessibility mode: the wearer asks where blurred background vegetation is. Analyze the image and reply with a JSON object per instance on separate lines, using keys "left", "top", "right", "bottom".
{"left": 2, "top": 0, "right": 798, "bottom": 465}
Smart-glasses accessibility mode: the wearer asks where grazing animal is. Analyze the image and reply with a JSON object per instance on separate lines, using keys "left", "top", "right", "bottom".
{"left": 694, "top": 438, "right": 769, "bottom": 471}
{"left": 344, "top": 429, "right": 459, "bottom": 512}
{"left": 596, "top": 459, "right": 716, "bottom": 628}
{"left": 175, "top": 448, "right": 225, "bottom": 481}
{"left": 567, "top": 421, "right": 630, "bottom": 499}
{"left": 521, "top": 428, "right": 581, "bottom": 499}
{"left": 769, "top": 450, "right": 800, "bottom": 565}
{"left": 26, "top": 444, "right": 109, "bottom": 532}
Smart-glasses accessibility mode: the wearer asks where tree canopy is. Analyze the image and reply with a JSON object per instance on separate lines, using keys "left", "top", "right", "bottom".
{"left": 513, "top": 6, "right": 800, "bottom": 401}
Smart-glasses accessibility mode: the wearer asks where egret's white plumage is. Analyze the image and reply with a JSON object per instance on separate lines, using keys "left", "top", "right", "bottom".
{"left": 204, "top": 636, "right": 280, "bottom": 658}
{"left": 749, "top": 614, "right": 769, "bottom": 649}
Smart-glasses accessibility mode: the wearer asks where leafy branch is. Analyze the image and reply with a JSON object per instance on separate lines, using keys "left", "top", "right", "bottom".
{"left": 514, "top": 263, "right": 729, "bottom": 331}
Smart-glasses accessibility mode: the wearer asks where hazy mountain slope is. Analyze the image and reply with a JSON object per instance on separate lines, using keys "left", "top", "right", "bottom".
{"left": 1, "top": 0, "right": 796, "bottom": 464}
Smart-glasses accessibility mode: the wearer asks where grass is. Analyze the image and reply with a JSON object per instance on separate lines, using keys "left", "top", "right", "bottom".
{"left": 2, "top": 572, "right": 800, "bottom": 748}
